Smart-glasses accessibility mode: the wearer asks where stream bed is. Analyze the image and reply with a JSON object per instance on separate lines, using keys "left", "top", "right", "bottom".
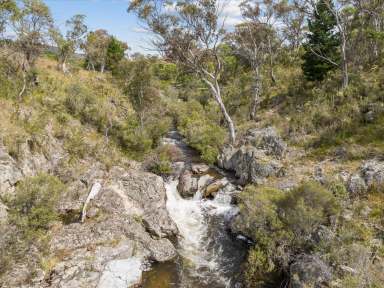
{"left": 142, "top": 131, "right": 248, "bottom": 288}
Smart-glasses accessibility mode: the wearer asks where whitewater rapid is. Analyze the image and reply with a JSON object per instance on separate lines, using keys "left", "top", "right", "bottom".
{"left": 165, "top": 179, "right": 238, "bottom": 287}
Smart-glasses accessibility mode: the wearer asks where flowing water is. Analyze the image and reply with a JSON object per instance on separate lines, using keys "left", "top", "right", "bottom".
{"left": 142, "top": 132, "right": 248, "bottom": 288}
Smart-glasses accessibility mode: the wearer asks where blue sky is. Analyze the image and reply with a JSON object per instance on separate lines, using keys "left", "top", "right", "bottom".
{"left": 45, "top": 0, "right": 154, "bottom": 55}
{"left": 44, "top": 0, "right": 242, "bottom": 55}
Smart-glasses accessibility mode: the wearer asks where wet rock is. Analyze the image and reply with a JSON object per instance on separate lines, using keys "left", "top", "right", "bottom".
{"left": 243, "top": 127, "right": 287, "bottom": 158}
{"left": 177, "top": 169, "right": 198, "bottom": 198}
{"left": 171, "top": 161, "right": 185, "bottom": 178}
{"left": 191, "top": 163, "right": 210, "bottom": 174}
{"left": 197, "top": 174, "right": 215, "bottom": 191}
{"left": 290, "top": 254, "right": 332, "bottom": 288}
{"left": 204, "top": 178, "right": 229, "bottom": 198}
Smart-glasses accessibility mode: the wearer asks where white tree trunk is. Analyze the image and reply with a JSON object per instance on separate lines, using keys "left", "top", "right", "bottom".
{"left": 250, "top": 67, "right": 262, "bottom": 121}
{"left": 203, "top": 77, "right": 236, "bottom": 144}
{"left": 341, "top": 34, "right": 348, "bottom": 89}
{"left": 61, "top": 61, "right": 69, "bottom": 74}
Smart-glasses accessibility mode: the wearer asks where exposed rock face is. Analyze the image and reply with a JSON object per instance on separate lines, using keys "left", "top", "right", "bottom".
{"left": 218, "top": 127, "right": 286, "bottom": 185}
{"left": 290, "top": 254, "right": 332, "bottom": 288}
{"left": 0, "top": 146, "right": 23, "bottom": 196}
{"left": 218, "top": 145, "right": 284, "bottom": 185}
{"left": 0, "top": 201, "right": 7, "bottom": 225}
{"left": 242, "top": 127, "right": 287, "bottom": 158}
{"left": 33, "top": 168, "right": 176, "bottom": 288}
{"left": 347, "top": 160, "right": 384, "bottom": 195}
{"left": 0, "top": 137, "right": 178, "bottom": 288}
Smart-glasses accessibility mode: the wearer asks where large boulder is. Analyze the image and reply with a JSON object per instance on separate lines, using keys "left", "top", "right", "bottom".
{"left": 347, "top": 160, "right": 384, "bottom": 195}
{"left": 243, "top": 127, "right": 287, "bottom": 158}
{"left": 290, "top": 254, "right": 333, "bottom": 288}
{"left": 218, "top": 127, "right": 286, "bottom": 185}
{"left": 218, "top": 145, "right": 284, "bottom": 185}
{"left": 204, "top": 178, "right": 229, "bottom": 198}
{"left": 177, "top": 169, "right": 198, "bottom": 198}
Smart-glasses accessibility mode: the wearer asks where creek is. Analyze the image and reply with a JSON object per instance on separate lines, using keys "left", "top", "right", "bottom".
{"left": 142, "top": 131, "right": 248, "bottom": 288}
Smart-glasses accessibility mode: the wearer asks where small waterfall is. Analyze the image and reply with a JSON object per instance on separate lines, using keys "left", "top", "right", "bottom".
{"left": 165, "top": 180, "right": 233, "bottom": 287}
{"left": 145, "top": 131, "right": 247, "bottom": 288}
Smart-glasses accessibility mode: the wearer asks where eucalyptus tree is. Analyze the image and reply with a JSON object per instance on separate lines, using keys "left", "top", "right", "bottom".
{"left": 84, "top": 29, "right": 110, "bottom": 72}
{"left": 230, "top": 22, "right": 271, "bottom": 120}
{"left": 11, "top": 0, "right": 53, "bottom": 98}
{"left": 50, "top": 14, "right": 87, "bottom": 73}
{"left": 240, "top": 0, "right": 282, "bottom": 84}
{"left": 128, "top": 0, "right": 237, "bottom": 144}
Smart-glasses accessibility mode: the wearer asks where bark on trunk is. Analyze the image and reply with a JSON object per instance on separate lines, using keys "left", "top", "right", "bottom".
{"left": 250, "top": 67, "right": 262, "bottom": 121}
{"left": 341, "top": 37, "right": 348, "bottom": 89}
{"left": 61, "top": 61, "right": 69, "bottom": 74}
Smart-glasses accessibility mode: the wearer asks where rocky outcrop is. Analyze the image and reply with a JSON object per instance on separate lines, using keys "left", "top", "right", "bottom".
{"left": 21, "top": 168, "right": 176, "bottom": 288}
{"left": 0, "top": 139, "right": 178, "bottom": 288}
{"left": 242, "top": 127, "right": 287, "bottom": 158}
{"left": 218, "top": 127, "right": 286, "bottom": 185}
{"left": 347, "top": 160, "right": 384, "bottom": 195}
{"left": 290, "top": 254, "right": 332, "bottom": 288}
{"left": 218, "top": 145, "right": 284, "bottom": 185}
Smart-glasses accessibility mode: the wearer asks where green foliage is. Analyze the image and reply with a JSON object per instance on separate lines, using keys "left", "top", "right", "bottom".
{"left": 106, "top": 37, "right": 128, "bottom": 72}
{"left": 172, "top": 100, "right": 226, "bottom": 164}
{"left": 147, "top": 145, "right": 177, "bottom": 176}
{"left": 302, "top": 0, "right": 340, "bottom": 82}
{"left": 240, "top": 182, "right": 340, "bottom": 286}
{"left": 5, "top": 173, "right": 64, "bottom": 235}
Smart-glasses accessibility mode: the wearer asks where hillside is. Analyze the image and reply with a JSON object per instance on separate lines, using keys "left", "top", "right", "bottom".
{"left": 1, "top": 0, "right": 384, "bottom": 287}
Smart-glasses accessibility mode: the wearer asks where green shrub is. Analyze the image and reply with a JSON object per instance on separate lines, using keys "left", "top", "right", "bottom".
{"left": 5, "top": 173, "right": 65, "bottom": 236}
{"left": 240, "top": 182, "right": 341, "bottom": 286}
{"left": 277, "top": 181, "right": 340, "bottom": 239}
{"left": 146, "top": 144, "right": 182, "bottom": 176}
{"left": 172, "top": 100, "right": 226, "bottom": 164}
{"left": 64, "top": 129, "right": 90, "bottom": 160}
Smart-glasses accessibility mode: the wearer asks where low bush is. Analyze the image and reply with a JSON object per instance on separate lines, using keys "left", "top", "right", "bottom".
{"left": 0, "top": 174, "right": 65, "bottom": 279}
{"left": 5, "top": 173, "right": 64, "bottom": 235}
{"left": 239, "top": 182, "right": 341, "bottom": 286}
{"left": 146, "top": 144, "right": 183, "bottom": 176}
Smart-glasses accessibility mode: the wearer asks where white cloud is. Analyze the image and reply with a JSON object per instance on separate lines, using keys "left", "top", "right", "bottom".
{"left": 221, "top": 0, "right": 243, "bottom": 28}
